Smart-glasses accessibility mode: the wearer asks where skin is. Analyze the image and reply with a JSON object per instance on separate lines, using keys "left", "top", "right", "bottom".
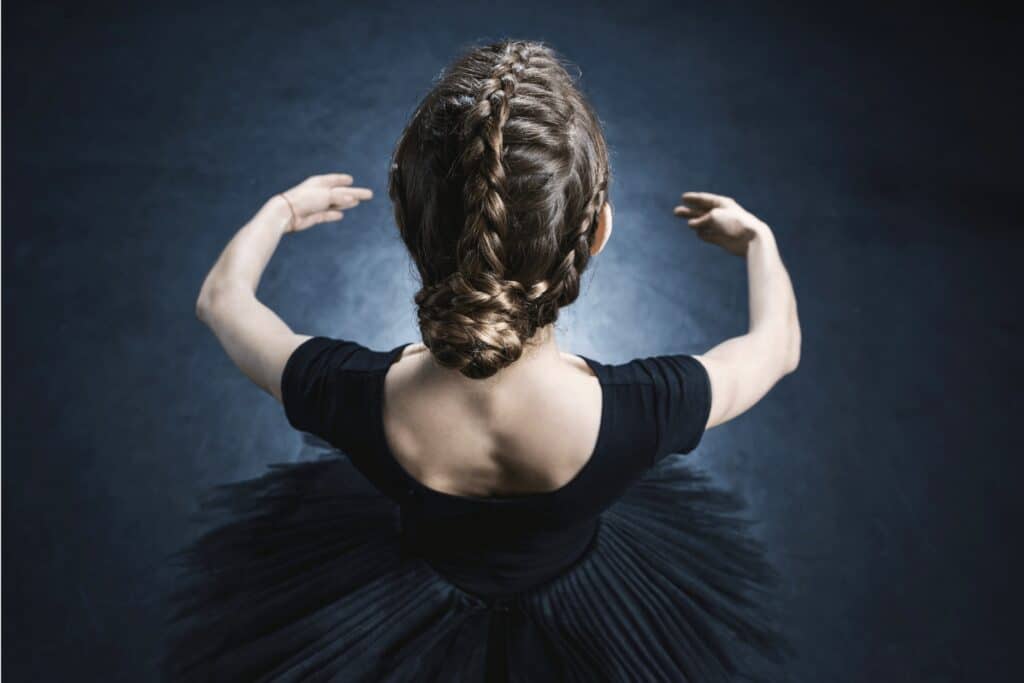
{"left": 195, "top": 174, "right": 371, "bottom": 403}
{"left": 196, "top": 175, "right": 800, "bottom": 496}
{"left": 675, "top": 192, "right": 802, "bottom": 431}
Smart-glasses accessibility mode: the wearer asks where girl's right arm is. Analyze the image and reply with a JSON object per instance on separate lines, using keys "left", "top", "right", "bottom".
{"left": 673, "top": 192, "right": 801, "bottom": 430}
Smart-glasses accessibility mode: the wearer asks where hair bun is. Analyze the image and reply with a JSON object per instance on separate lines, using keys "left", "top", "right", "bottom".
{"left": 415, "top": 272, "right": 536, "bottom": 379}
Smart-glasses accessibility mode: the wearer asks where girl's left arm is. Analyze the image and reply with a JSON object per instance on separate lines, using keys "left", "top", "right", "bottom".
{"left": 195, "top": 173, "right": 372, "bottom": 403}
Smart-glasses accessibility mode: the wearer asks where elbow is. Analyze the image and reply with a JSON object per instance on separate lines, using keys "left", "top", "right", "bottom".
{"left": 195, "top": 295, "right": 209, "bottom": 324}
{"left": 782, "top": 311, "right": 802, "bottom": 376}
{"left": 196, "top": 279, "right": 254, "bottom": 326}
{"left": 755, "top": 304, "right": 801, "bottom": 379}
{"left": 195, "top": 279, "right": 236, "bottom": 325}
{"left": 195, "top": 286, "right": 214, "bottom": 324}
{"left": 783, "top": 329, "right": 801, "bottom": 375}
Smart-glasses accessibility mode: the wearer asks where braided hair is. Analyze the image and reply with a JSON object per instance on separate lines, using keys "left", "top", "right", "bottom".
{"left": 388, "top": 40, "right": 610, "bottom": 379}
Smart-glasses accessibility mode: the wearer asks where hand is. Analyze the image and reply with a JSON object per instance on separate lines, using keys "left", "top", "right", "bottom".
{"left": 673, "top": 192, "right": 767, "bottom": 257}
{"left": 274, "top": 173, "right": 373, "bottom": 233}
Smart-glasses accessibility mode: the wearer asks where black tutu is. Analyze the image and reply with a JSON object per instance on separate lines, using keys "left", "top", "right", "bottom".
{"left": 162, "top": 439, "right": 794, "bottom": 682}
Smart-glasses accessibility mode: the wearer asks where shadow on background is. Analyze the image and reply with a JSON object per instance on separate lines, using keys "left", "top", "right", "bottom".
{"left": 3, "top": 1, "right": 1022, "bottom": 680}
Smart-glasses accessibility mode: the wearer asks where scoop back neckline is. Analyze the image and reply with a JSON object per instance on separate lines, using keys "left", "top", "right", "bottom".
{"left": 378, "top": 341, "right": 607, "bottom": 504}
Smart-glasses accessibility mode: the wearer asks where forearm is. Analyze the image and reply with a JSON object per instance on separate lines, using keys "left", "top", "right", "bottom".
{"left": 194, "top": 195, "right": 303, "bottom": 399}
{"left": 196, "top": 196, "right": 292, "bottom": 313}
{"left": 745, "top": 223, "right": 800, "bottom": 371}
{"left": 191, "top": 173, "right": 370, "bottom": 402}
{"left": 697, "top": 229, "right": 801, "bottom": 427}
{"left": 680, "top": 191, "right": 802, "bottom": 429}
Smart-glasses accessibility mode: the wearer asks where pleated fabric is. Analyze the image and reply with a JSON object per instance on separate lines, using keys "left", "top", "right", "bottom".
{"left": 163, "top": 452, "right": 794, "bottom": 682}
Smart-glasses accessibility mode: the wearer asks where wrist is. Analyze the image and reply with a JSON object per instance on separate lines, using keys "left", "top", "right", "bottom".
{"left": 259, "top": 195, "right": 295, "bottom": 236}
{"left": 746, "top": 219, "right": 772, "bottom": 241}
{"left": 746, "top": 220, "right": 775, "bottom": 249}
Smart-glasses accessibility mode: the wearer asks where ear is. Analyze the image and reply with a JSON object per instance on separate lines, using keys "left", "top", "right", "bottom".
{"left": 589, "top": 202, "right": 613, "bottom": 256}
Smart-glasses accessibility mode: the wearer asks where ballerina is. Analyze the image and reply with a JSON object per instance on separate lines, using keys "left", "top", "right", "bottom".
{"left": 166, "top": 38, "right": 801, "bottom": 682}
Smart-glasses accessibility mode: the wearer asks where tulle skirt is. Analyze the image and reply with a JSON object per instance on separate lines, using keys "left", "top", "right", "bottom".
{"left": 163, "top": 443, "right": 794, "bottom": 682}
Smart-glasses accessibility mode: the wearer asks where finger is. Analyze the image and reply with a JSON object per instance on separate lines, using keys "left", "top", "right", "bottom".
{"left": 333, "top": 186, "right": 374, "bottom": 201}
{"left": 673, "top": 205, "right": 702, "bottom": 217}
{"left": 303, "top": 210, "right": 344, "bottom": 227}
{"left": 312, "top": 173, "right": 354, "bottom": 187}
{"left": 681, "top": 192, "right": 731, "bottom": 209}
{"left": 329, "top": 187, "right": 372, "bottom": 209}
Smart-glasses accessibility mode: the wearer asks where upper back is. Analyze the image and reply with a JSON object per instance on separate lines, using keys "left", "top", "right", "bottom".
{"left": 382, "top": 343, "right": 604, "bottom": 499}
{"left": 281, "top": 335, "right": 712, "bottom": 511}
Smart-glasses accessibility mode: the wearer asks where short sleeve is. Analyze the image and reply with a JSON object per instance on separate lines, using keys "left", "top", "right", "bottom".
{"left": 638, "top": 354, "right": 713, "bottom": 462}
{"left": 280, "top": 336, "right": 379, "bottom": 449}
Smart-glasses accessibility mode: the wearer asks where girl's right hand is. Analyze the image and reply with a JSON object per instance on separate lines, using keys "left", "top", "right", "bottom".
{"left": 276, "top": 173, "right": 374, "bottom": 233}
{"left": 673, "top": 192, "right": 768, "bottom": 257}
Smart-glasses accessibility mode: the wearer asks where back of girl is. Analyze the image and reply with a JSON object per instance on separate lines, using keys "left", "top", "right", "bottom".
{"left": 167, "top": 38, "right": 801, "bottom": 682}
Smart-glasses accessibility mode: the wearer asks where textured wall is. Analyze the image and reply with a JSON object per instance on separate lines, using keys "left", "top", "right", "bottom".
{"left": 4, "top": 1, "right": 1021, "bottom": 680}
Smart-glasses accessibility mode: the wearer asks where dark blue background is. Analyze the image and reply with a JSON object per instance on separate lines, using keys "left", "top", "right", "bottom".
{"left": 4, "top": 1, "right": 1021, "bottom": 680}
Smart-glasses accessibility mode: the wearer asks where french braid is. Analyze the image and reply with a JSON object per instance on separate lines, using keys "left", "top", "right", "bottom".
{"left": 389, "top": 40, "right": 611, "bottom": 378}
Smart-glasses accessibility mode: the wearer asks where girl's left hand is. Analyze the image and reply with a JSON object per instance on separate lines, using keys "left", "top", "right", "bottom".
{"left": 275, "top": 173, "right": 374, "bottom": 233}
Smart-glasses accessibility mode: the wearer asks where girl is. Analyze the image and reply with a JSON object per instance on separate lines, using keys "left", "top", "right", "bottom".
{"left": 166, "top": 39, "right": 800, "bottom": 682}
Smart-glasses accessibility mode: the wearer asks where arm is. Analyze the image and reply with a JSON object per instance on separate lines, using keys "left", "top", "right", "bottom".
{"left": 673, "top": 192, "right": 801, "bottom": 429}
{"left": 195, "top": 173, "right": 373, "bottom": 402}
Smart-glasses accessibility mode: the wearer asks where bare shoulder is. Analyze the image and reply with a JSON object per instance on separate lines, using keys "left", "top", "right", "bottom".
{"left": 387, "top": 342, "right": 429, "bottom": 387}
{"left": 390, "top": 342, "right": 430, "bottom": 374}
{"left": 398, "top": 342, "right": 429, "bottom": 359}
{"left": 559, "top": 351, "right": 597, "bottom": 378}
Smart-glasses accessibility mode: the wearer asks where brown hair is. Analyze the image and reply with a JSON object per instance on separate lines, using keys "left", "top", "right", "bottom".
{"left": 388, "top": 39, "right": 611, "bottom": 379}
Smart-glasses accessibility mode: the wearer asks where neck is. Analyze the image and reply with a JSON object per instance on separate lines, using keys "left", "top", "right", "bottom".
{"left": 519, "top": 323, "right": 561, "bottom": 364}
{"left": 480, "top": 322, "right": 563, "bottom": 385}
